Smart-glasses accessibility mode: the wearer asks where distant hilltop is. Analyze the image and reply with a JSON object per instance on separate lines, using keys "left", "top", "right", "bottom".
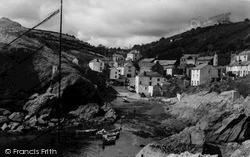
{"left": 189, "top": 12, "right": 231, "bottom": 28}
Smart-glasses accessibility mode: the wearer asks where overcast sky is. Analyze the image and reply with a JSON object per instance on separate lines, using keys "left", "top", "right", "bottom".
{"left": 0, "top": 0, "right": 249, "bottom": 48}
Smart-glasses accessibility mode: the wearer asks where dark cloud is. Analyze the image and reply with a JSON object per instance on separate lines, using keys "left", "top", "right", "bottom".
{"left": 0, "top": 0, "right": 249, "bottom": 47}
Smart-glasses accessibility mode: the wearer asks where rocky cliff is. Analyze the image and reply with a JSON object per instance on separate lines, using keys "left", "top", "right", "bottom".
{"left": 0, "top": 17, "right": 116, "bottom": 133}
{"left": 137, "top": 90, "right": 250, "bottom": 157}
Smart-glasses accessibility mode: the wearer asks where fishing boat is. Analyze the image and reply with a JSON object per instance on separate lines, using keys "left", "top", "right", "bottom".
{"left": 102, "top": 135, "right": 116, "bottom": 145}
{"left": 75, "top": 129, "right": 97, "bottom": 137}
{"left": 96, "top": 129, "right": 107, "bottom": 138}
{"left": 121, "top": 97, "right": 129, "bottom": 102}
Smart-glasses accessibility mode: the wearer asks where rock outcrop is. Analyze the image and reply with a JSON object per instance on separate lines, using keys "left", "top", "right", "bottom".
{"left": 0, "top": 18, "right": 116, "bottom": 133}
{"left": 137, "top": 91, "right": 250, "bottom": 157}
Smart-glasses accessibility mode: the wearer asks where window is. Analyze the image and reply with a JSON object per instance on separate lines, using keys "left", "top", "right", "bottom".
{"left": 149, "top": 82, "right": 152, "bottom": 86}
{"left": 128, "top": 70, "right": 131, "bottom": 72}
{"left": 118, "top": 70, "right": 121, "bottom": 72}
{"left": 157, "top": 78, "right": 160, "bottom": 81}
{"left": 128, "top": 66, "right": 131, "bottom": 69}
{"left": 140, "top": 81, "right": 142, "bottom": 85}
{"left": 115, "top": 72, "right": 117, "bottom": 74}
{"left": 149, "top": 77, "right": 152, "bottom": 80}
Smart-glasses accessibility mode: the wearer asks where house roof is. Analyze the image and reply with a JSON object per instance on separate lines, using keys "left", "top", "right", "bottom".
{"left": 137, "top": 71, "right": 163, "bottom": 77}
{"left": 238, "top": 50, "right": 250, "bottom": 56}
{"left": 156, "top": 60, "right": 177, "bottom": 66}
{"left": 124, "top": 61, "right": 134, "bottom": 67}
{"left": 197, "top": 56, "right": 213, "bottom": 61}
{"left": 181, "top": 54, "right": 199, "bottom": 59}
{"left": 113, "top": 53, "right": 124, "bottom": 58}
{"left": 229, "top": 61, "right": 250, "bottom": 67}
{"left": 90, "top": 58, "right": 104, "bottom": 63}
{"left": 139, "top": 62, "right": 156, "bottom": 68}
{"left": 139, "top": 58, "right": 155, "bottom": 63}
{"left": 128, "top": 50, "right": 140, "bottom": 54}
{"left": 193, "top": 63, "right": 209, "bottom": 70}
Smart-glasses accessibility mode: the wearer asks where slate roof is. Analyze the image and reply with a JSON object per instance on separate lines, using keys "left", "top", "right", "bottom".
{"left": 139, "top": 58, "right": 155, "bottom": 63}
{"left": 139, "top": 62, "right": 156, "bottom": 68}
{"left": 128, "top": 50, "right": 140, "bottom": 54}
{"left": 181, "top": 54, "right": 199, "bottom": 59}
{"left": 197, "top": 56, "right": 213, "bottom": 61}
{"left": 193, "top": 63, "right": 209, "bottom": 70}
{"left": 137, "top": 71, "right": 163, "bottom": 77}
{"left": 229, "top": 61, "right": 250, "bottom": 67}
{"left": 238, "top": 50, "right": 250, "bottom": 56}
{"left": 90, "top": 58, "right": 104, "bottom": 63}
{"left": 157, "top": 60, "right": 177, "bottom": 66}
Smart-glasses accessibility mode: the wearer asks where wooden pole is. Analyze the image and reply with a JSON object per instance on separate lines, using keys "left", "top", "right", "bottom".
{"left": 58, "top": 0, "right": 63, "bottom": 143}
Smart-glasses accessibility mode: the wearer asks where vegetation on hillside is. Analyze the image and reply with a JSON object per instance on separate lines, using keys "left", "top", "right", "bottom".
{"left": 133, "top": 20, "right": 250, "bottom": 65}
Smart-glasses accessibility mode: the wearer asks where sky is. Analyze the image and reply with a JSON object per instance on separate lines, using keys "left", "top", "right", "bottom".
{"left": 0, "top": 0, "right": 249, "bottom": 48}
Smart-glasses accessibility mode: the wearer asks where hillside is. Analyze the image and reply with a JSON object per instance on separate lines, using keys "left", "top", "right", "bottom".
{"left": 0, "top": 17, "right": 117, "bottom": 116}
{"left": 133, "top": 20, "right": 250, "bottom": 65}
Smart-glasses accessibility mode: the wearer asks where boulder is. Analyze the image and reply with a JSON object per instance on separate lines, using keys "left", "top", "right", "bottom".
{"left": 28, "top": 93, "right": 39, "bottom": 100}
{"left": 1, "top": 123, "right": 9, "bottom": 131}
{"left": 101, "top": 102, "right": 112, "bottom": 112}
{"left": 26, "top": 116, "right": 37, "bottom": 127}
{"left": 8, "top": 122, "right": 20, "bottom": 130}
{"left": 243, "top": 96, "right": 250, "bottom": 116}
{"left": 191, "top": 130, "right": 205, "bottom": 146}
{"left": 180, "top": 132, "right": 191, "bottom": 145}
{"left": 16, "top": 125, "right": 24, "bottom": 132}
{"left": 8, "top": 112, "right": 24, "bottom": 122}
{"left": 0, "top": 116, "right": 8, "bottom": 124}
{"left": 37, "top": 114, "right": 49, "bottom": 125}
{"left": 23, "top": 93, "right": 57, "bottom": 117}
{"left": 104, "top": 109, "right": 117, "bottom": 122}
{"left": 69, "top": 103, "right": 100, "bottom": 121}
{"left": 0, "top": 108, "right": 11, "bottom": 116}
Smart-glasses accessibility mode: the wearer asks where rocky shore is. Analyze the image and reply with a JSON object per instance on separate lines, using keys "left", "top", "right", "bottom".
{"left": 0, "top": 17, "right": 117, "bottom": 138}
{"left": 136, "top": 90, "right": 250, "bottom": 157}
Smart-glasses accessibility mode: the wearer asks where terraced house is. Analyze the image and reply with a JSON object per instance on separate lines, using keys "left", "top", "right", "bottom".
{"left": 191, "top": 63, "right": 218, "bottom": 86}
{"left": 226, "top": 50, "right": 250, "bottom": 77}
{"left": 135, "top": 71, "right": 166, "bottom": 96}
{"left": 89, "top": 59, "right": 105, "bottom": 73}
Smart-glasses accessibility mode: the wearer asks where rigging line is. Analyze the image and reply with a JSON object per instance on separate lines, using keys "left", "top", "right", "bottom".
{"left": 2, "top": 9, "right": 59, "bottom": 50}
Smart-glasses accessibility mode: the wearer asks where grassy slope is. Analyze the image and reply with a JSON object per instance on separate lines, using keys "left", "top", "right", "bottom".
{"left": 0, "top": 17, "right": 106, "bottom": 102}
{"left": 133, "top": 21, "right": 250, "bottom": 64}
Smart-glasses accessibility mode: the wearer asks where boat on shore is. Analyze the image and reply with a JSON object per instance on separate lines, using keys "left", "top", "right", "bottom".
{"left": 122, "top": 97, "right": 129, "bottom": 102}
{"left": 97, "top": 126, "right": 122, "bottom": 145}
{"left": 102, "top": 135, "right": 116, "bottom": 145}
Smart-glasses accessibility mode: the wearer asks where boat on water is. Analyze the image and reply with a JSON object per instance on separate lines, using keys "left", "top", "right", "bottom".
{"left": 75, "top": 129, "right": 98, "bottom": 137}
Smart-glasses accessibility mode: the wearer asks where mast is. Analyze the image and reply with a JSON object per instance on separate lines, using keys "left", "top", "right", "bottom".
{"left": 58, "top": 0, "right": 63, "bottom": 143}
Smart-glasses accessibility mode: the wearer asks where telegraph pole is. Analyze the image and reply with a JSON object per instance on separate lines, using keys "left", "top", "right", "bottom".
{"left": 58, "top": 0, "right": 63, "bottom": 143}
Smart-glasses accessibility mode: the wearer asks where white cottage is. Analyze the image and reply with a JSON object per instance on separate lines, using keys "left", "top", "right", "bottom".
{"left": 126, "top": 50, "right": 141, "bottom": 61}
{"left": 109, "top": 67, "right": 120, "bottom": 79}
{"left": 226, "top": 61, "right": 250, "bottom": 77}
{"left": 135, "top": 71, "right": 166, "bottom": 95}
{"left": 191, "top": 63, "right": 218, "bottom": 86}
{"left": 89, "top": 59, "right": 105, "bottom": 73}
